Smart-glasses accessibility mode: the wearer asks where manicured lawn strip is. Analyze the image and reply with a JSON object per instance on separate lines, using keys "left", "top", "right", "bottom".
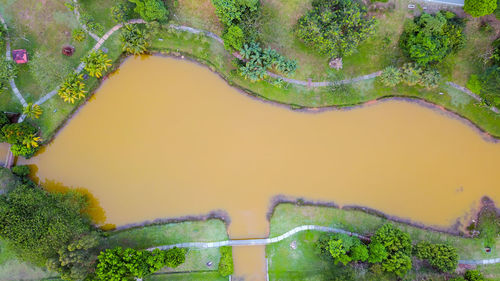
{"left": 477, "top": 264, "right": 500, "bottom": 280}
{"left": 0, "top": 240, "right": 55, "bottom": 281}
{"left": 269, "top": 204, "right": 500, "bottom": 260}
{"left": 106, "top": 219, "right": 228, "bottom": 273}
{"left": 145, "top": 271, "right": 227, "bottom": 281}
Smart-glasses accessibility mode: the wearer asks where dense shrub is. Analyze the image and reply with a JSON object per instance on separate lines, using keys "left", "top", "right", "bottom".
{"left": 464, "top": 270, "right": 486, "bottom": 281}
{"left": 128, "top": 0, "right": 168, "bottom": 22}
{"left": 467, "top": 74, "right": 482, "bottom": 94}
{"left": 295, "top": 0, "right": 376, "bottom": 58}
{"left": 370, "top": 224, "right": 412, "bottom": 277}
{"left": 218, "top": 246, "right": 234, "bottom": 277}
{"left": 379, "top": 66, "right": 402, "bottom": 87}
{"left": 11, "top": 165, "right": 30, "bottom": 178}
{"left": 82, "top": 50, "right": 112, "bottom": 78}
{"left": 0, "top": 111, "right": 10, "bottom": 142}
{"left": 212, "top": 0, "right": 259, "bottom": 28}
{"left": 0, "top": 184, "right": 92, "bottom": 265}
{"left": 95, "top": 247, "right": 186, "bottom": 280}
{"left": 222, "top": 25, "right": 244, "bottom": 51}
{"left": 238, "top": 42, "right": 297, "bottom": 81}
{"left": 414, "top": 241, "right": 458, "bottom": 272}
{"left": 1, "top": 122, "right": 41, "bottom": 158}
{"left": 58, "top": 73, "right": 87, "bottom": 104}
{"left": 79, "top": 13, "right": 104, "bottom": 36}
{"left": 111, "top": 1, "right": 133, "bottom": 23}
{"left": 479, "top": 66, "right": 500, "bottom": 108}
{"left": 71, "top": 29, "right": 86, "bottom": 42}
{"left": 23, "top": 103, "right": 43, "bottom": 120}
{"left": 400, "top": 12, "right": 465, "bottom": 65}
{"left": 476, "top": 203, "right": 500, "bottom": 248}
{"left": 121, "top": 24, "right": 150, "bottom": 55}
{"left": 464, "top": 0, "right": 497, "bottom": 17}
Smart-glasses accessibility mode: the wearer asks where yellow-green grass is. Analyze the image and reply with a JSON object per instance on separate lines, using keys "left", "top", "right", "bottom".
{"left": 169, "top": 0, "right": 223, "bottom": 36}
{"left": 145, "top": 271, "right": 227, "bottom": 281}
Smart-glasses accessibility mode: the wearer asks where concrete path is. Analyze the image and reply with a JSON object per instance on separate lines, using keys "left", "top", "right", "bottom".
{"left": 447, "top": 82, "right": 500, "bottom": 113}
{"left": 146, "top": 224, "right": 499, "bottom": 266}
{"left": 426, "top": 0, "right": 464, "bottom": 6}
{"left": 71, "top": 0, "right": 100, "bottom": 41}
{"left": 0, "top": 14, "right": 28, "bottom": 108}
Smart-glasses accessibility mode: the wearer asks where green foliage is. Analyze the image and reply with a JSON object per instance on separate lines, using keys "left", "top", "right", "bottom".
{"left": 323, "top": 234, "right": 367, "bottom": 265}
{"left": 467, "top": 74, "right": 482, "bottom": 94}
{"left": 23, "top": 103, "right": 43, "bottom": 120}
{"left": 295, "top": 0, "right": 376, "bottom": 58}
{"left": 464, "top": 0, "right": 497, "bottom": 17}
{"left": 464, "top": 270, "right": 486, "bottom": 281}
{"left": 0, "top": 184, "right": 91, "bottom": 265}
{"left": 79, "top": 13, "right": 104, "bottom": 36}
{"left": 111, "top": 1, "right": 132, "bottom": 23}
{"left": 476, "top": 203, "right": 500, "bottom": 248}
{"left": 401, "top": 63, "right": 441, "bottom": 89}
{"left": 491, "top": 38, "right": 500, "bottom": 66}
{"left": 218, "top": 246, "right": 234, "bottom": 277}
{"left": 238, "top": 42, "right": 297, "bottom": 82}
{"left": 479, "top": 66, "right": 500, "bottom": 108}
{"left": 414, "top": 241, "right": 458, "bottom": 272}
{"left": 1, "top": 122, "right": 41, "bottom": 158}
{"left": 82, "top": 50, "right": 112, "bottom": 78}
{"left": 0, "top": 111, "right": 10, "bottom": 142}
{"left": 212, "top": 0, "right": 259, "bottom": 27}
{"left": 58, "top": 73, "right": 87, "bottom": 104}
{"left": 11, "top": 165, "right": 30, "bottom": 178}
{"left": 400, "top": 12, "right": 465, "bottom": 65}
{"left": 368, "top": 241, "right": 388, "bottom": 263}
{"left": 0, "top": 57, "right": 16, "bottom": 94}
{"left": 95, "top": 247, "right": 186, "bottom": 280}
{"left": 121, "top": 24, "right": 150, "bottom": 55}
{"left": 46, "top": 232, "right": 101, "bottom": 281}
{"left": 379, "top": 66, "right": 402, "bottom": 87}
{"left": 223, "top": 25, "right": 244, "bottom": 51}
{"left": 71, "top": 29, "right": 86, "bottom": 42}
{"left": 370, "top": 224, "right": 412, "bottom": 277}
{"left": 128, "top": 0, "right": 168, "bottom": 22}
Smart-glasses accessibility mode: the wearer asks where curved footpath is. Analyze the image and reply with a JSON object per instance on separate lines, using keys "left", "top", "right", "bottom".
{"left": 145, "top": 224, "right": 500, "bottom": 265}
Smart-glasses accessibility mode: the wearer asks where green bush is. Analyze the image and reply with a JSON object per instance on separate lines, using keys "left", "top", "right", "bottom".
{"left": 1, "top": 122, "right": 41, "bottom": 158}
{"left": 295, "top": 0, "right": 376, "bottom": 58}
{"left": 11, "top": 165, "right": 30, "bottom": 177}
{"left": 479, "top": 66, "right": 500, "bottom": 108}
{"left": 379, "top": 66, "right": 402, "bottom": 87}
{"left": 128, "top": 0, "right": 168, "bottom": 22}
{"left": 218, "top": 246, "right": 234, "bottom": 277}
{"left": 238, "top": 42, "right": 297, "bottom": 81}
{"left": 400, "top": 12, "right": 465, "bottom": 65}
{"left": 211, "top": 0, "right": 258, "bottom": 28}
{"left": 464, "top": 270, "right": 485, "bottom": 281}
{"left": 414, "top": 241, "right": 458, "bottom": 272}
{"left": 464, "top": 0, "right": 497, "bottom": 17}
{"left": 0, "top": 111, "right": 11, "bottom": 142}
{"left": 467, "top": 74, "right": 482, "bottom": 94}
{"left": 222, "top": 25, "right": 244, "bottom": 51}
{"left": 111, "top": 1, "right": 133, "bottom": 23}
{"left": 369, "top": 224, "right": 412, "bottom": 277}
{"left": 71, "top": 29, "right": 86, "bottom": 42}
{"left": 121, "top": 24, "right": 150, "bottom": 55}
{"left": 476, "top": 204, "right": 500, "bottom": 248}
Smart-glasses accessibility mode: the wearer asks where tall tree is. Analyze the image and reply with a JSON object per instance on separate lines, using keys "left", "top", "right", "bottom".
{"left": 464, "top": 0, "right": 497, "bottom": 17}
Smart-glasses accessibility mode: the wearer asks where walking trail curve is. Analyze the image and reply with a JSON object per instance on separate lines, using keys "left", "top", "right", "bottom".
{"left": 145, "top": 224, "right": 500, "bottom": 266}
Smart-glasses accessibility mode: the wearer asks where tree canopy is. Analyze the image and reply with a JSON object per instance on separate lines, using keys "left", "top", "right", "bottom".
{"left": 464, "top": 0, "right": 497, "bottom": 17}
{"left": 295, "top": 0, "right": 376, "bottom": 58}
{"left": 128, "top": 0, "right": 168, "bottom": 22}
{"left": 400, "top": 12, "right": 465, "bottom": 65}
{"left": 370, "top": 224, "right": 413, "bottom": 277}
{"left": 1, "top": 122, "right": 42, "bottom": 158}
{"left": 414, "top": 241, "right": 458, "bottom": 272}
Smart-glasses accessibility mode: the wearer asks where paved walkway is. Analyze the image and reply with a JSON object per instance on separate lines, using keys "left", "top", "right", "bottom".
{"left": 145, "top": 224, "right": 499, "bottom": 265}
{"left": 71, "top": 0, "right": 100, "bottom": 41}
{"left": 447, "top": 82, "right": 499, "bottom": 113}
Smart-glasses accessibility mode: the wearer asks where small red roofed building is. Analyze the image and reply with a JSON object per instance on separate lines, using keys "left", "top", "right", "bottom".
{"left": 12, "top": 49, "right": 28, "bottom": 64}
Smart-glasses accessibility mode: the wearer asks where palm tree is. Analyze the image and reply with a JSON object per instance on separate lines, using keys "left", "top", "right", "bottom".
{"left": 23, "top": 103, "right": 43, "bottom": 119}
{"left": 22, "top": 133, "right": 41, "bottom": 149}
{"left": 82, "top": 50, "right": 112, "bottom": 78}
{"left": 58, "top": 73, "right": 87, "bottom": 104}
{"left": 120, "top": 24, "right": 149, "bottom": 55}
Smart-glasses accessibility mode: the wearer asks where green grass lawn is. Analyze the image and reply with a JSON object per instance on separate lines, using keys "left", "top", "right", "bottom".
{"left": 106, "top": 219, "right": 229, "bottom": 274}
{"left": 145, "top": 271, "right": 228, "bottom": 281}
{"left": 267, "top": 203, "right": 500, "bottom": 281}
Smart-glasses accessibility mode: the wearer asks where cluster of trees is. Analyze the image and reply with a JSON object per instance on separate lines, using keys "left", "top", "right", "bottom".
{"left": 1, "top": 120, "right": 42, "bottom": 158}
{"left": 295, "top": 0, "right": 376, "bottom": 58}
{"left": 58, "top": 73, "right": 87, "bottom": 104}
{"left": 82, "top": 50, "right": 112, "bottom": 78}
{"left": 95, "top": 247, "right": 186, "bottom": 280}
{"left": 379, "top": 64, "right": 441, "bottom": 89}
{"left": 121, "top": 24, "right": 150, "bottom": 55}
{"left": 400, "top": 12, "right": 465, "bottom": 66}
{"left": 218, "top": 246, "right": 234, "bottom": 277}
{"left": 464, "top": 0, "right": 497, "bottom": 17}
{"left": 212, "top": 0, "right": 260, "bottom": 50}
{"left": 318, "top": 224, "right": 459, "bottom": 278}
{"left": 238, "top": 42, "right": 297, "bottom": 81}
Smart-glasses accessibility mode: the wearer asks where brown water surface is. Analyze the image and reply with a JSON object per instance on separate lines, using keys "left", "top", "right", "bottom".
{"left": 22, "top": 56, "right": 500, "bottom": 239}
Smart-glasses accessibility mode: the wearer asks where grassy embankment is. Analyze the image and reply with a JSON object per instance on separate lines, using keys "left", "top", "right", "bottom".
{"left": 0, "top": 0, "right": 498, "bottom": 141}
{"left": 267, "top": 203, "right": 500, "bottom": 281}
